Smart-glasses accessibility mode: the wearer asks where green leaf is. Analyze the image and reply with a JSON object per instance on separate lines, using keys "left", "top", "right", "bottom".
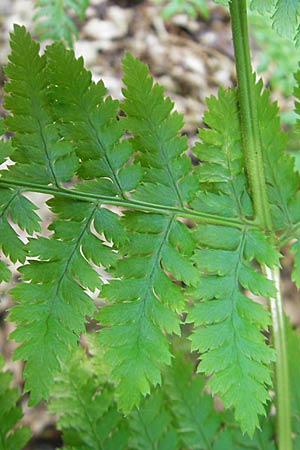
{"left": 4, "top": 25, "right": 78, "bottom": 185}
{"left": 185, "top": 86, "right": 278, "bottom": 435}
{"left": 0, "top": 355, "right": 31, "bottom": 450}
{"left": 291, "top": 239, "right": 300, "bottom": 288}
{"left": 33, "top": 0, "right": 89, "bottom": 47}
{"left": 49, "top": 345, "right": 129, "bottom": 450}
{"left": 129, "top": 392, "right": 179, "bottom": 450}
{"left": 166, "top": 354, "right": 221, "bottom": 449}
{"left": 213, "top": 417, "right": 276, "bottom": 450}
{"left": 250, "top": 0, "right": 274, "bottom": 14}
{"left": 122, "top": 52, "right": 198, "bottom": 208}
{"left": 191, "top": 88, "right": 252, "bottom": 219}
{"left": 45, "top": 43, "right": 138, "bottom": 199}
{"left": 256, "top": 80, "right": 300, "bottom": 229}
{"left": 0, "top": 260, "right": 11, "bottom": 283}
{"left": 273, "top": 0, "right": 300, "bottom": 39}
{"left": 0, "top": 188, "right": 32, "bottom": 264}
{"left": 155, "top": 0, "right": 209, "bottom": 19}
{"left": 97, "top": 212, "right": 194, "bottom": 412}
{"left": 189, "top": 229, "right": 275, "bottom": 436}
{"left": 9, "top": 198, "right": 119, "bottom": 404}
{"left": 250, "top": 0, "right": 300, "bottom": 46}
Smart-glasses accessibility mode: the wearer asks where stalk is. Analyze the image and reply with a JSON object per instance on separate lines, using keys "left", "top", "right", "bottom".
{"left": 265, "top": 267, "right": 291, "bottom": 450}
{"left": 229, "top": 2, "right": 292, "bottom": 449}
{"left": 0, "top": 177, "right": 251, "bottom": 228}
{"left": 229, "top": 0, "right": 272, "bottom": 231}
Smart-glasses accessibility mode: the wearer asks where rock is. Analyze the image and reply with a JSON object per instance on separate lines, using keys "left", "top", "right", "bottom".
{"left": 184, "top": 53, "right": 206, "bottom": 75}
{"left": 83, "top": 17, "right": 128, "bottom": 40}
{"left": 74, "top": 40, "right": 99, "bottom": 66}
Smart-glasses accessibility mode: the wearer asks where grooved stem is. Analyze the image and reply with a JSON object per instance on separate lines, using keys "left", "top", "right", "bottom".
{"left": 0, "top": 177, "right": 252, "bottom": 229}
{"left": 229, "top": 2, "right": 292, "bottom": 449}
{"left": 229, "top": 0, "right": 272, "bottom": 231}
{"left": 265, "top": 267, "right": 292, "bottom": 450}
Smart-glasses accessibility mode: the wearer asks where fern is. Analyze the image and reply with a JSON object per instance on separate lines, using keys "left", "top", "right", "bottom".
{"left": 288, "top": 67, "right": 300, "bottom": 289}
{"left": 0, "top": 24, "right": 277, "bottom": 430}
{"left": 153, "top": 0, "right": 209, "bottom": 19}
{"left": 165, "top": 353, "right": 221, "bottom": 449}
{"left": 49, "top": 345, "right": 129, "bottom": 450}
{"left": 33, "top": 0, "right": 89, "bottom": 47}
{"left": 250, "top": 0, "right": 300, "bottom": 46}
{"left": 128, "top": 391, "right": 179, "bottom": 450}
{"left": 1, "top": 3, "right": 300, "bottom": 445}
{"left": 49, "top": 340, "right": 279, "bottom": 449}
{"left": 90, "top": 53, "right": 200, "bottom": 412}
{"left": 3, "top": 26, "right": 77, "bottom": 185}
{"left": 4, "top": 26, "right": 121, "bottom": 404}
{"left": 0, "top": 356, "right": 31, "bottom": 450}
{"left": 187, "top": 86, "right": 279, "bottom": 435}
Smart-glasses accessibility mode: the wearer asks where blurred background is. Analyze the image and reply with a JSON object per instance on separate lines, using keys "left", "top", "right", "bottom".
{"left": 0, "top": 0, "right": 299, "bottom": 448}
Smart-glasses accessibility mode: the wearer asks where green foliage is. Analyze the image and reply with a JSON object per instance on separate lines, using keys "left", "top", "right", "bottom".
{"left": 249, "top": 12, "right": 299, "bottom": 100}
{"left": 188, "top": 86, "right": 279, "bottom": 435}
{"left": 4, "top": 26, "right": 121, "bottom": 404}
{"left": 96, "top": 53, "right": 198, "bottom": 411}
{"left": 0, "top": 356, "right": 31, "bottom": 450}
{"left": 33, "top": 0, "right": 89, "bottom": 47}
{"left": 165, "top": 353, "right": 221, "bottom": 448}
{"left": 49, "top": 342, "right": 278, "bottom": 449}
{"left": 286, "top": 321, "right": 300, "bottom": 450}
{"left": 1, "top": 17, "right": 300, "bottom": 448}
{"left": 154, "top": 0, "right": 209, "bottom": 19}
{"left": 250, "top": 0, "right": 300, "bottom": 46}
{"left": 49, "top": 345, "right": 129, "bottom": 450}
{"left": 288, "top": 68, "right": 300, "bottom": 288}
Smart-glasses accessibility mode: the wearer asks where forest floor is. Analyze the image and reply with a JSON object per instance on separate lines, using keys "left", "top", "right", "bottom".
{"left": 0, "top": 1, "right": 299, "bottom": 448}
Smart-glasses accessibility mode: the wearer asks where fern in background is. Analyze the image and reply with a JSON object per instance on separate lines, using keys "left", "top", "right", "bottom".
{"left": 0, "top": 356, "right": 31, "bottom": 450}
{"left": 49, "top": 339, "right": 278, "bottom": 449}
{"left": 33, "top": 0, "right": 89, "bottom": 47}
{"left": 153, "top": 0, "right": 209, "bottom": 19}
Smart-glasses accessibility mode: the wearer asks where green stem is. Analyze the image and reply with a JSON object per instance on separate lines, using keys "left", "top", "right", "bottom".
{"left": 0, "top": 177, "right": 253, "bottom": 229}
{"left": 229, "top": 0, "right": 272, "bottom": 231}
{"left": 229, "top": 2, "right": 292, "bottom": 449}
{"left": 265, "top": 267, "right": 292, "bottom": 450}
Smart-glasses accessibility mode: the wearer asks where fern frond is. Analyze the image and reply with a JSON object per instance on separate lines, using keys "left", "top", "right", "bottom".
{"left": 88, "top": 54, "right": 200, "bottom": 413}
{"left": 49, "top": 345, "right": 129, "bottom": 450}
{"left": 165, "top": 353, "right": 221, "bottom": 449}
{"left": 0, "top": 185, "right": 41, "bottom": 281}
{"left": 191, "top": 88, "right": 252, "bottom": 218}
{"left": 4, "top": 25, "right": 78, "bottom": 186}
{"left": 9, "top": 197, "right": 121, "bottom": 404}
{"left": 34, "top": 0, "right": 88, "bottom": 47}
{"left": 129, "top": 391, "right": 179, "bottom": 450}
{"left": 281, "top": 69, "right": 300, "bottom": 286}
{"left": 0, "top": 355, "right": 31, "bottom": 450}
{"left": 213, "top": 420, "right": 276, "bottom": 450}
{"left": 255, "top": 81, "right": 300, "bottom": 230}
{"left": 188, "top": 227, "right": 276, "bottom": 435}
{"left": 186, "top": 86, "right": 279, "bottom": 435}
{"left": 0, "top": 102, "right": 41, "bottom": 281}
{"left": 250, "top": 0, "right": 300, "bottom": 46}
{"left": 97, "top": 211, "right": 197, "bottom": 412}
{"left": 154, "top": 0, "right": 209, "bottom": 19}
{"left": 45, "top": 43, "right": 140, "bottom": 199}
{"left": 122, "top": 53, "right": 198, "bottom": 208}
{"left": 0, "top": 120, "right": 13, "bottom": 166}
{"left": 250, "top": 0, "right": 274, "bottom": 15}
